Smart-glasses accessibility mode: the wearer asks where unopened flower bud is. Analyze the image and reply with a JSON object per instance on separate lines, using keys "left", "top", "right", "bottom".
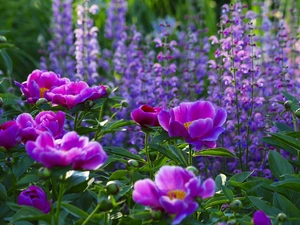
{"left": 38, "top": 167, "right": 51, "bottom": 179}
{"left": 121, "top": 100, "right": 129, "bottom": 108}
{"left": 0, "top": 97, "right": 3, "bottom": 107}
{"left": 128, "top": 159, "right": 138, "bottom": 168}
{"left": 21, "top": 94, "right": 27, "bottom": 100}
{"left": 106, "top": 181, "right": 119, "bottom": 195}
{"left": 295, "top": 108, "right": 300, "bottom": 119}
{"left": 99, "top": 198, "right": 113, "bottom": 211}
{"left": 36, "top": 98, "right": 48, "bottom": 106}
{"left": 277, "top": 213, "right": 287, "bottom": 222}
{"left": 0, "top": 36, "right": 7, "bottom": 43}
{"left": 121, "top": 203, "right": 129, "bottom": 215}
{"left": 284, "top": 100, "right": 292, "bottom": 110}
{"left": 186, "top": 166, "right": 199, "bottom": 176}
{"left": 5, "top": 157, "right": 14, "bottom": 167}
{"left": 151, "top": 209, "right": 163, "bottom": 220}
{"left": 227, "top": 220, "right": 237, "bottom": 225}
{"left": 230, "top": 199, "right": 243, "bottom": 212}
{"left": 103, "top": 85, "right": 112, "bottom": 96}
{"left": 84, "top": 100, "right": 94, "bottom": 108}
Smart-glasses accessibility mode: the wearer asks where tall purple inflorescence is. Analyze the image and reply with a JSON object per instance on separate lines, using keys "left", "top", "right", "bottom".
{"left": 40, "top": 0, "right": 75, "bottom": 79}
{"left": 74, "top": 1, "right": 101, "bottom": 85}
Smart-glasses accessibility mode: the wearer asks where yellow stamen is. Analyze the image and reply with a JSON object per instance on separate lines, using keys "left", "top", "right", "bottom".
{"left": 167, "top": 190, "right": 186, "bottom": 200}
{"left": 184, "top": 121, "right": 193, "bottom": 130}
{"left": 40, "top": 87, "right": 49, "bottom": 98}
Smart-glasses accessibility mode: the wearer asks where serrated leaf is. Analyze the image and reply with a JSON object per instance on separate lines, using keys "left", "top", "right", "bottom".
{"left": 193, "top": 148, "right": 237, "bottom": 158}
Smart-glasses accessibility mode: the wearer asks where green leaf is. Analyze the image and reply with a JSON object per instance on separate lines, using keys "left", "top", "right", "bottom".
{"left": 271, "top": 179, "right": 300, "bottom": 192}
{"left": 0, "top": 49, "right": 12, "bottom": 74}
{"left": 11, "top": 206, "right": 51, "bottom": 223}
{"left": 268, "top": 151, "right": 294, "bottom": 180}
{"left": 61, "top": 202, "right": 88, "bottom": 219}
{"left": 75, "top": 126, "right": 97, "bottom": 135}
{"left": 274, "top": 122, "right": 294, "bottom": 133}
{"left": 168, "top": 145, "right": 188, "bottom": 167}
{"left": 17, "top": 174, "right": 40, "bottom": 187}
{"left": 221, "top": 185, "right": 234, "bottom": 201}
{"left": 261, "top": 136, "right": 297, "bottom": 156}
{"left": 193, "top": 148, "right": 237, "bottom": 158}
{"left": 151, "top": 132, "right": 180, "bottom": 143}
{"left": 273, "top": 192, "right": 300, "bottom": 220}
{"left": 248, "top": 196, "right": 282, "bottom": 216}
{"left": 282, "top": 91, "right": 299, "bottom": 112}
{"left": 65, "top": 170, "right": 91, "bottom": 191}
{"left": 0, "top": 183, "right": 9, "bottom": 201}
{"left": 149, "top": 144, "right": 181, "bottom": 165}
{"left": 109, "top": 170, "right": 129, "bottom": 181}
{"left": 269, "top": 133, "right": 300, "bottom": 153}
{"left": 227, "top": 171, "right": 254, "bottom": 186}
{"left": 104, "top": 146, "right": 143, "bottom": 161}
{"left": 13, "top": 155, "right": 34, "bottom": 179}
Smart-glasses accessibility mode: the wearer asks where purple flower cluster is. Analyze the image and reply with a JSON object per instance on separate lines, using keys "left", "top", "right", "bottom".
{"left": 40, "top": 0, "right": 75, "bottom": 79}
{"left": 74, "top": 3, "right": 101, "bottom": 84}
{"left": 133, "top": 165, "right": 215, "bottom": 224}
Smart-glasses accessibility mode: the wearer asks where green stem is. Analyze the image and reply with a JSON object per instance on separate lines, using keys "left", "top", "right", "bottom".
{"left": 189, "top": 144, "right": 193, "bottom": 166}
{"left": 54, "top": 176, "right": 66, "bottom": 225}
{"left": 95, "top": 100, "right": 106, "bottom": 139}
{"left": 82, "top": 204, "right": 101, "bottom": 225}
{"left": 74, "top": 112, "right": 79, "bottom": 130}
{"left": 145, "top": 132, "right": 153, "bottom": 179}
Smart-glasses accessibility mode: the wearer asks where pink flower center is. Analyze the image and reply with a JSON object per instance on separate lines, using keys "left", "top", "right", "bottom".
{"left": 167, "top": 190, "right": 186, "bottom": 200}
{"left": 40, "top": 88, "right": 49, "bottom": 98}
{"left": 184, "top": 121, "right": 193, "bottom": 130}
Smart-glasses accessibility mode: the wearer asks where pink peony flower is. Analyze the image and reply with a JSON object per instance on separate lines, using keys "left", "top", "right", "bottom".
{"left": 131, "top": 105, "right": 162, "bottom": 128}
{"left": 158, "top": 100, "right": 227, "bottom": 149}
{"left": 15, "top": 69, "right": 69, "bottom": 104}
{"left": 18, "top": 185, "right": 51, "bottom": 213}
{"left": 0, "top": 121, "right": 22, "bottom": 150}
{"left": 44, "top": 81, "right": 108, "bottom": 109}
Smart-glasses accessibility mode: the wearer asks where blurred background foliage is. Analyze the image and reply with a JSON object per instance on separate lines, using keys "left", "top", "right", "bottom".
{"left": 0, "top": 0, "right": 298, "bottom": 84}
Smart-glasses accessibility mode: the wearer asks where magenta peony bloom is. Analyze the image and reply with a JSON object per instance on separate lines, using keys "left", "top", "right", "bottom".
{"left": 16, "top": 111, "right": 66, "bottom": 143}
{"left": 25, "top": 131, "right": 107, "bottom": 170}
{"left": 35, "top": 111, "right": 65, "bottom": 138}
{"left": 253, "top": 210, "right": 271, "bottom": 225}
{"left": 18, "top": 185, "right": 51, "bottom": 213}
{"left": 44, "top": 81, "right": 108, "bottom": 109}
{"left": 0, "top": 121, "right": 22, "bottom": 150}
{"left": 131, "top": 105, "right": 162, "bottom": 128}
{"left": 158, "top": 101, "right": 227, "bottom": 149}
{"left": 15, "top": 69, "right": 70, "bottom": 104}
{"left": 132, "top": 165, "right": 215, "bottom": 225}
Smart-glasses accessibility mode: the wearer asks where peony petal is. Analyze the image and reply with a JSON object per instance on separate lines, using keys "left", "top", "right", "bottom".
{"left": 199, "top": 178, "right": 216, "bottom": 199}
{"left": 132, "top": 179, "right": 161, "bottom": 208}
{"left": 155, "top": 166, "right": 194, "bottom": 193}
{"left": 171, "top": 102, "right": 194, "bottom": 123}
{"left": 193, "top": 101, "right": 215, "bottom": 119}
{"left": 172, "top": 201, "right": 198, "bottom": 225}
{"left": 169, "top": 121, "right": 190, "bottom": 139}
{"left": 188, "top": 118, "right": 213, "bottom": 139}
{"left": 158, "top": 110, "right": 171, "bottom": 131}
{"left": 159, "top": 196, "right": 185, "bottom": 215}
{"left": 213, "top": 108, "right": 227, "bottom": 127}
{"left": 203, "top": 141, "right": 217, "bottom": 148}
{"left": 201, "top": 127, "right": 225, "bottom": 141}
